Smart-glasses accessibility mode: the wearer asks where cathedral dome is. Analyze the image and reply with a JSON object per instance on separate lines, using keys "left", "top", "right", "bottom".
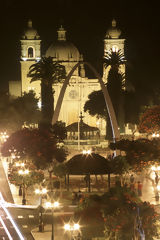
{"left": 22, "top": 20, "right": 40, "bottom": 40}
{"left": 45, "top": 26, "right": 80, "bottom": 61}
{"left": 105, "top": 19, "right": 121, "bottom": 39}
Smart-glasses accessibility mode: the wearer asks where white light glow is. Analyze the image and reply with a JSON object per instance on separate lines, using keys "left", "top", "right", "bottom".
{"left": 152, "top": 133, "right": 160, "bottom": 138}
{"left": 82, "top": 149, "right": 92, "bottom": 155}
{"left": 35, "top": 188, "right": 47, "bottom": 195}
{"left": 112, "top": 46, "right": 118, "bottom": 52}
{"left": 151, "top": 166, "right": 156, "bottom": 171}
{"left": 45, "top": 201, "right": 59, "bottom": 209}
{"left": 38, "top": 101, "right": 41, "bottom": 109}
{"left": 82, "top": 150, "right": 87, "bottom": 154}
{"left": 87, "top": 149, "right": 91, "bottom": 154}
{"left": 41, "top": 188, "right": 47, "bottom": 194}
{"left": 24, "top": 169, "right": 29, "bottom": 174}
{"left": 64, "top": 224, "right": 70, "bottom": 231}
{"left": 18, "top": 170, "right": 23, "bottom": 175}
{"left": 53, "top": 201, "right": 59, "bottom": 208}
{"left": 73, "top": 223, "right": 80, "bottom": 230}
{"left": 45, "top": 202, "right": 52, "bottom": 208}
{"left": 35, "top": 189, "right": 40, "bottom": 194}
{"left": 22, "top": 57, "right": 27, "bottom": 61}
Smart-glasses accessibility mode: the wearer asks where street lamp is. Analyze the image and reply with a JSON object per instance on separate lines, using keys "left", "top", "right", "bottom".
{"left": 15, "top": 162, "right": 25, "bottom": 196}
{"left": 152, "top": 133, "right": 160, "bottom": 138}
{"left": 45, "top": 201, "right": 59, "bottom": 240}
{"left": 0, "top": 131, "right": 9, "bottom": 142}
{"left": 64, "top": 222, "right": 81, "bottom": 240}
{"left": 82, "top": 149, "right": 92, "bottom": 155}
{"left": 15, "top": 162, "right": 25, "bottom": 167}
{"left": 18, "top": 169, "right": 29, "bottom": 205}
{"left": 35, "top": 187, "right": 48, "bottom": 232}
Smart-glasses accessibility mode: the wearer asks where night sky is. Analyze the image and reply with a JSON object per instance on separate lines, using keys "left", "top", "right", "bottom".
{"left": 0, "top": 0, "right": 159, "bottom": 94}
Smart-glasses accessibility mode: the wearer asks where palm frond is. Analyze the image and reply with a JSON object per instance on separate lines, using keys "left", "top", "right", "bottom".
{"left": 104, "top": 49, "right": 126, "bottom": 69}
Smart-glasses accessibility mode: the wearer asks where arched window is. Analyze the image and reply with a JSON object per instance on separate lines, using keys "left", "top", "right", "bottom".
{"left": 112, "top": 45, "right": 119, "bottom": 52}
{"left": 28, "top": 47, "right": 34, "bottom": 58}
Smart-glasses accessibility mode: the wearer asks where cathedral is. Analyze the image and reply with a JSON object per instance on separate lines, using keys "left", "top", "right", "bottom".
{"left": 9, "top": 19, "right": 125, "bottom": 139}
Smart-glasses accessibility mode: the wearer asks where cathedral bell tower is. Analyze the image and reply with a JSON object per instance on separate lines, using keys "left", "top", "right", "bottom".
{"left": 20, "top": 19, "right": 41, "bottom": 97}
{"left": 103, "top": 19, "right": 125, "bottom": 88}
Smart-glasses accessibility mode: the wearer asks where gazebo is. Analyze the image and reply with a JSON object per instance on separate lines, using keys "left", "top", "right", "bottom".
{"left": 65, "top": 153, "right": 110, "bottom": 192}
{"left": 66, "top": 112, "right": 100, "bottom": 141}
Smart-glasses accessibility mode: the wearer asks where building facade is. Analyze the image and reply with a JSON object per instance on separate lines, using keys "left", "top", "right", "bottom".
{"left": 9, "top": 19, "right": 125, "bottom": 137}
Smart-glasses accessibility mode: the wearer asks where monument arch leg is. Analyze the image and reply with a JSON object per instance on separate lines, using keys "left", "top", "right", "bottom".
{"left": 52, "top": 62, "right": 120, "bottom": 142}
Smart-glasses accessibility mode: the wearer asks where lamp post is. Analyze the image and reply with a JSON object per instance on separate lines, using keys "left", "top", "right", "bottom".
{"left": 15, "top": 162, "right": 25, "bottom": 196}
{"left": 45, "top": 201, "right": 59, "bottom": 240}
{"left": 64, "top": 222, "right": 81, "bottom": 240}
{"left": 35, "top": 188, "right": 48, "bottom": 232}
{"left": 82, "top": 149, "right": 91, "bottom": 192}
{"left": 18, "top": 169, "right": 29, "bottom": 205}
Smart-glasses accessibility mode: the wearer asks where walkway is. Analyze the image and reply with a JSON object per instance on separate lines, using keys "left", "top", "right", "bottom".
{"left": 0, "top": 158, "right": 14, "bottom": 203}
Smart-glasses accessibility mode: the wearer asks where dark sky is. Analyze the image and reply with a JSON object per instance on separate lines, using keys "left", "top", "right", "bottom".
{"left": 0, "top": 0, "right": 159, "bottom": 93}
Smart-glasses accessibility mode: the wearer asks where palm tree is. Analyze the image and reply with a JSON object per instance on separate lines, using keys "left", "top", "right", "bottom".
{"left": 28, "top": 57, "right": 66, "bottom": 126}
{"left": 104, "top": 49, "right": 126, "bottom": 135}
{"left": 104, "top": 49, "right": 126, "bottom": 70}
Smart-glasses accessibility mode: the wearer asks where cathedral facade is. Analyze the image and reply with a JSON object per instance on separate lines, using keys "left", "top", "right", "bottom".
{"left": 9, "top": 19, "right": 125, "bottom": 137}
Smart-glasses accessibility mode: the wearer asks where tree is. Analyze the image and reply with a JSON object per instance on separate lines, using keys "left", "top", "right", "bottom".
{"left": 84, "top": 90, "right": 107, "bottom": 119}
{"left": 110, "top": 138, "right": 160, "bottom": 172}
{"left": 8, "top": 162, "right": 44, "bottom": 188}
{"left": 74, "top": 186, "right": 159, "bottom": 240}
{"left": 84, "top": 50, "right": 126, "bottom": 139}
{"left": 139, "top": 105, "right": 160, "bottom": 134}
{"left": 102, "top": 187, "right": 159, "bottom": 240}
{"left": 28, "top": 57, "right": 66, "bottom": 125}
{"left": 0, "top": 91, "right": 40, "bottom": 133}
{"left": 53, "top": 163, "right": 67, "bottom": 198}
{"left": 105, "top": 155, "right": 129, "bottom": 189}
{"left": 52, "top": 121, "right": 67, "bottom": 143}
{"left": 103, "top": 49, "right": 126, "bottom": 71}
{"left": 1, "top": 128, "right": 68, "bottom": 170}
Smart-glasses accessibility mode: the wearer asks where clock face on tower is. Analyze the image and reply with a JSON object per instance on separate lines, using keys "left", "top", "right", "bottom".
{"left": 69, "top": 90, "right": 78, "bottom": 99}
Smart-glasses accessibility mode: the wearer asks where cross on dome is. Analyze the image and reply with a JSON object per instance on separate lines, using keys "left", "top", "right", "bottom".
{"left": 57, "top": 25, "right": 66, "bottom": 41}
{"left": 28, "top": 19, "right": 33, "bottom": 28}
{"left": 112, "top": 19, "right": 116, "bottom": 27}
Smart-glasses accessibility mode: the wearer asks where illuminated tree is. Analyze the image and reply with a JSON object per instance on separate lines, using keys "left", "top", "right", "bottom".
{"left": 139, "top": 106, "right": 160, "bottom": 134}
{"left": 110, "top": 138, "right": 160, "bottom": 172}
{"left": 8, "top": 163, "right": 44, "bottom": 188}
{"left": 75, "top": 187, "right": 159, "bottom": 240}
{"left": 1, "top": 128, "right": 67, "bottom": 169}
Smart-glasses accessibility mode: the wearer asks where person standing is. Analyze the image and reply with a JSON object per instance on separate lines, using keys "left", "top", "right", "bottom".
{"left": 130, "top": 174, "right": 135, "bottom": 184}
{"left": 138, "top": 181, "right": 142, "bottom": 196}
{"left": 155, "top": 172, "right": 159, "bottom": 185}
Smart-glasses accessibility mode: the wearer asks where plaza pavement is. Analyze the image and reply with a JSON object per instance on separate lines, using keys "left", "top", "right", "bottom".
{"left": 1, "top": 158, "right": 74, "bottom": 239}
{"left": 1, "top": 157, "right": 160, "bottom": 239}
